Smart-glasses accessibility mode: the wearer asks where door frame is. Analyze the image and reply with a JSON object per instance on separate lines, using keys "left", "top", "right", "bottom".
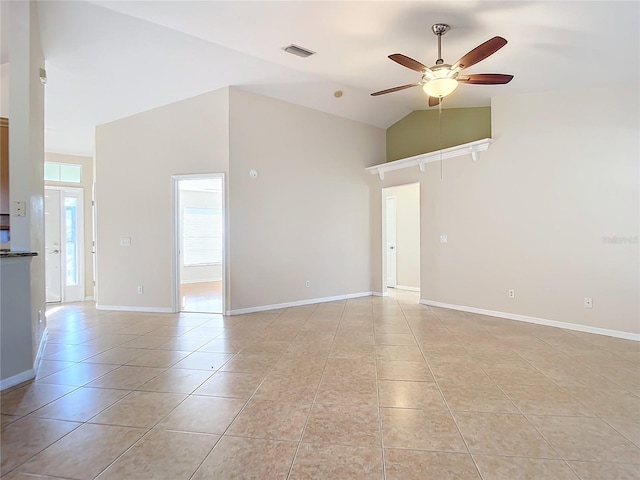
{"left": 381, "top": 182, "right": 421, "bottom": 297}
{"left": 385, "top": 195, "right": 397, "bottom": 289}
{"left": 45, "top": 185, "right": 85, "bottom": 303}
{"left": 171, "top": 173, "right": 226, "bottom": 314}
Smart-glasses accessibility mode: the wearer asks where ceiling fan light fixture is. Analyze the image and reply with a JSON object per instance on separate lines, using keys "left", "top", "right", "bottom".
{"left": 423, "top": 77, "right": 458, "bottom": 98}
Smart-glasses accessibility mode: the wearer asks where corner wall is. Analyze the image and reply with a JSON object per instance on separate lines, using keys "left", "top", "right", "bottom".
{"left": 371, "top": 85, "right": 639, "bottom": 336}
{"left": 95, "top": 88, "right": 230, "bottom": 311}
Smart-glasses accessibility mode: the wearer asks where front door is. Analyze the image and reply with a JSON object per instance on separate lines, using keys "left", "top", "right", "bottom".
{"left": 386, "top": 196, "right": 397, "bottom": 288}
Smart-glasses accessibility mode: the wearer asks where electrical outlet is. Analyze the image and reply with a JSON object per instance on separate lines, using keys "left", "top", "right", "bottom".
{"left": 137, "top": 286, "right": 143, "bottom": 294}
{"left": 120, "top": 237, "right": 132, "bottom": 247}
{"left": 584, "top": 297, "right": 593, "bottom": 308}
{"left": 305, "top": 280, "right": 310, "bottom": 288}
{"left": 508, "top": 289, "right": 515, "bottom": 299}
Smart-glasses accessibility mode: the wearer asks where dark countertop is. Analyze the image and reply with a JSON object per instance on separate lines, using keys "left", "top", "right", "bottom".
{"left": 0, "top": 251, "right": 38, "bottom": 258}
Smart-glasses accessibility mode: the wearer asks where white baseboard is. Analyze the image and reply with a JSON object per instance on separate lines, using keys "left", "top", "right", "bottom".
{"left": 227, "top": 291, "right": 374, "bottom": 316}
{"left": 84, "top": 296, "right": 95, "bottom": 301}
{"left": 372, "top": 291, "right": 389, "bottom": 297}
{"left": 420, "top": 299, "right": 640, "bottom": 342}
{"left": 396, "top": 285, "right": 420, "bottom": 292}
{"left": 33, "top": 327, "right": 48, "bottom": 372}
{"left": 181, "top": 278, "right": 222, "bottom": 284}
{"left": 0, "top": 368, "right": 35, "bottom": 391}
{"left": 96, "top": 304, "right": 174, "bottom": 314}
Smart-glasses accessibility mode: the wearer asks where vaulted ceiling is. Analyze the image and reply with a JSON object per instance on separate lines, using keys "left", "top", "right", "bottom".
{"left": 11, "top": 1, "right": 640, "bottom": 155}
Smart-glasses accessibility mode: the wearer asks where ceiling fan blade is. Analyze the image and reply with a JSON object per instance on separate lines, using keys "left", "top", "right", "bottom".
{"left": 389, "top": 54, "right": 429, "bottom": 73}
{"left": 458, "top": 74, "right": 514, "bottom": 85}
{"left": 452, "top": 37, "right": 507, "bottom": 71}
{"left": 428, "top": 96, "right": 441, "bottom": 107}
{"left": 370, "top": 83, "right": 421, "bottom": 96}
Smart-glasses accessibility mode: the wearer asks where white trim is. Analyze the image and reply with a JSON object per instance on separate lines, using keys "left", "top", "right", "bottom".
{"left": 226, "top": 292, "right": 373, "bottom": 315}
{"left": 420, "top": 299, "right": 640, "bottom": 341}
{"left": 33, "top": 327, "right": 49, "bottom": 373}
{"left": 0, "top": 368, "right": 36, "bottom": 391}
{"left": 396, "top": 285, "right": 420, "bottom": 292}
{"left": 95, "top": 304, "right": 174, "bottom": 313}
{"left": 84, "top": 296, "right": 95, "bottom": 301}
{"left": 372, "top": 291, "right": 389, "bottom": 297}
{"left": 367, "top": 138, "right": 493, "bottom": 180}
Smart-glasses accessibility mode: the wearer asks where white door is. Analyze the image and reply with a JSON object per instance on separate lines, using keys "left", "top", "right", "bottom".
{"left": 45, "top": 187, "right": 85, "bottom": 303}
{"left": 386, "top": 196, "right": 397, "bottom": 288}
{"left": 45, "top": 189, "right": 62, "bottom": 302}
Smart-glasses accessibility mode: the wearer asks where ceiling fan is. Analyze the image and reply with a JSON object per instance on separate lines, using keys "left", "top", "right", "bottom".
{"left": 371, "top": 24, "right": 513, "bottom": 106}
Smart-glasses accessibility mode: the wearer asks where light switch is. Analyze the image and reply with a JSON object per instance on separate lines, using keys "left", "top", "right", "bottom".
{"left": 440, "top": 235, "right": 448, "bottom": 244}
{"left": 12, "top": 201, "right": 26, "bottom": 217}
{"left": 120, "top": 237, "right": 131, "bottom": 247}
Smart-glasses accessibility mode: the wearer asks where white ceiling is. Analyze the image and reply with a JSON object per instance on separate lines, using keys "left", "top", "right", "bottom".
{"left": 22, "top": 1, "right": 640, "bottom": 156}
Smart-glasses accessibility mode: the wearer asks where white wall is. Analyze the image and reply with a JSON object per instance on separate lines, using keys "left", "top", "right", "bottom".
{"left": 95, "top": 88, "right": 230, "bottom": 311}
{"left": 0, "top": 63, "right": 8, "bottom": 118}
{"left": 384, "top": 183, "right": 420, "bottom": 290}
{"left": 371, "top": 85, "right": 639, "bottom": 336}
{"left": 228, "top": 88, "right": 384, "bottom": 311}
{"left": 2, "top": 0, "right": 46, "bottom": 380}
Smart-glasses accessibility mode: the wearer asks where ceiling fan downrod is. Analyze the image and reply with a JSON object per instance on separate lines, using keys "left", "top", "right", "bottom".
{"left": 432, "top": 23, "right": 449, "bottom": 65}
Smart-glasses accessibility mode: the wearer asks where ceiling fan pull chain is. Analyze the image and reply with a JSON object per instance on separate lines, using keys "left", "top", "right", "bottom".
{"left": 439, "top": 99, "right": 444, "bottom": 179}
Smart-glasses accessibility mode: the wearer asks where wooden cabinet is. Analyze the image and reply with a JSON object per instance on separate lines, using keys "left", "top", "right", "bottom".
{"left": 1, "top": 117, "right": 8, "bottom": 229}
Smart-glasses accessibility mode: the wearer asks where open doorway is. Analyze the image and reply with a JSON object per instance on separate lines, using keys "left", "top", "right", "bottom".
{"left": 45, "top": 186, "right": 84, "bottom": 303}
{"left": 172, "top": 174, "right": 225, "bottom": 314}
{"left": 382, "top": 183, "right": 420, "bottom": 296}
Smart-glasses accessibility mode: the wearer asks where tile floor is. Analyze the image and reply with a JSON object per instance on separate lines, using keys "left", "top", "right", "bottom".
{"left": 1, "top": 291, "right": 639, "bottom": 479}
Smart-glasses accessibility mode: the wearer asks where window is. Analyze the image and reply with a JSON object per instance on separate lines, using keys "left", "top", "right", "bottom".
{"left": 44, "top": 162, "right": 82, "bottom": 183}
{"left": 182, "top": 207, "right": 223, "bottom": 266}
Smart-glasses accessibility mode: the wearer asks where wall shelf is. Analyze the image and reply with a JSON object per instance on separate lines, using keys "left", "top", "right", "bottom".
{"left": 366, "top": 138, "right": 493, "bottom": 180}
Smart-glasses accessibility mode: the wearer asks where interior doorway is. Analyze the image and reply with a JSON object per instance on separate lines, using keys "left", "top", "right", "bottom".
{"left": 382, "top": 183, "right": 420, "bottom": 296}
{"left": 45, "top": 186, "right": 84, "bottom": 303}
{"left": 172, "top": 174, "right": 225, "bottom": 314}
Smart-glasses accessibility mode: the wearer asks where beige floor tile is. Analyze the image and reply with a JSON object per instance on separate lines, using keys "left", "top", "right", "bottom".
{"left": 89, "top": 391, "right": 186, "bottom": 427}
{"left": 567, "top": 461, "right": 640, "bottom": 479}
{"left": 440, "top": 382, "right": 519, "bottom": 413}
{"left": 227, "top": 398, "right": 311, "bottom": 441}
{"left": 197, "top": 338, "right": 246, "bottom": 353}
{"left": 95, "top": 429, "right": 219, "bottom": 480}
{"left": 36, "top": 362, "right": 118, "bottom": 387}
{"left": 381, "top": 408, "right": 466, "bottom": 452}
{"left": 1, "top": 471, "right": 67, "bottom": 479}
{"left": 86, "top": 365, "right": 165, "bottom": 390}
{"left": 563, "top": 387, "right": 640, "bottom": 418}
{"left": 125, "top": 349, "right": 191, "bottom": 367}
{"left": 329, "top": 343, "right": 375, "bottom": 360}
{"left": 603, "top": 417, "right": 640, "bottom": 447}
{"left": 376, "top": 345, "right": 424, "bottom": 362}
{"left": 31, "top": 387, "right": 128, "bottom": 422}
{"left": 82, "top": 347, "right": 149, "bottom": 365}
{"left": 527, "top": 415, "right": 640, "bottom": 463}
{"left": 194, "top": 371, "right": 265, "bottom": 399}
{"left": 45, "top": 345, "right": 108, "bottom": 362}
{"left": 171, "top": 351, "right": 235, "bottom": 371}
{"left": 376, "top": 360, "right": 433, "bottom": 382}
{"left": 482, "top": 363, "right": 556, "bottom": 387}
{"left": 157, "top": 336, "right": 213, "bottom": 351}
{"left": 501, "top": 384, "right": 592, "bottom": 416}
{"left": 34, "top": 360, "right": 75, "bottom": 379}
{"left": 430, "top": 362, "right": 494, "bottom": 385}
{"left": 302, "top": 404, "right": 381, "bottom": 447}
{"left": 155, "top": 395, "right": 245, "bottom": 434}
{"left": 0, "top": 383, "right": 77, "bottom": 416}
{"left": 290, "top": 443, "right": 383, "bottom": 479}
{"left": 119, "top": 335, "right": 173, "bottom": 349}
{"left": 384, "top": 449, "right": 480, "bottom": 480}
{"left": 315, "top": 376, "right": 378, "bottom": 406}
{"left": 453, "top": 412, "right": 557, "bottom": 457}
{"left": 136, "top": 368, "right": 212, "bottom": 394}
{"left": 1, "top": 413, "right": 21, "bottom": 427}
{"left": 19, "top": 423, "right": 146, "bottom": 480}
{"left": 191, "top": 435, "right": 296, "bottom": 479}
{"left": 378, "top": 380, "right": 446, "bottom": 410}
{"left": 219, "top": 353, "right": 280, "bottom": 374}
{"left": 0, "top": 416, "right": 80, "bottom": 476}
{"left": 254, "top": 372, "right": 321, "bottom": 404}
{"left": 472, "top": 455, "right": 579, "bottom": 479}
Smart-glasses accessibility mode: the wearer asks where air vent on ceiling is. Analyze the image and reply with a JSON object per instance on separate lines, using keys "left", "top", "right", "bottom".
{"left": 283, "top": 44, "right": 316, "bottom": 58}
